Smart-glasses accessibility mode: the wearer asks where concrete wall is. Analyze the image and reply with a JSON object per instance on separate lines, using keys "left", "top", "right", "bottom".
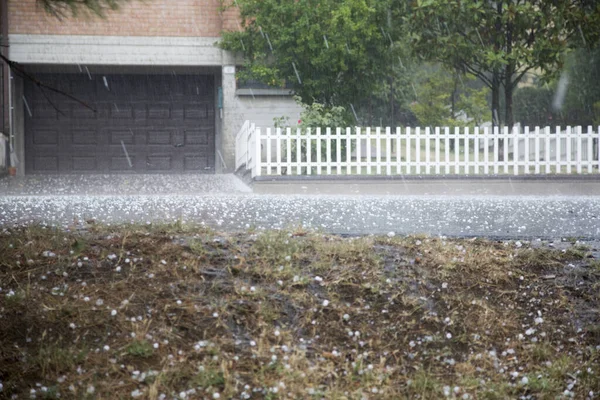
{"left": 9, "top": 0, "right": 240, "bottom": 37}
{"left": 9, "top": 34, "right": 238, "bottom": 66}
{"left": 235, "top": 94, "right": 302, "bottom": 130}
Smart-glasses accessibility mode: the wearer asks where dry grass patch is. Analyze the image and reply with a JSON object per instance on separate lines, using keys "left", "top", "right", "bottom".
{"left": 0, "top": 225, "right": 598, "bottom": 399}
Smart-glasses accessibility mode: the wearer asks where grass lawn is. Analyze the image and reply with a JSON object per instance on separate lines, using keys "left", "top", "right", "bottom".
{"left": 0, "top": 224, "right": 599, "bottom": 399}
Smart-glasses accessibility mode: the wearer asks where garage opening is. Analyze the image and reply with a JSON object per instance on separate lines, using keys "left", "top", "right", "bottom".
{"left": 24, "top": 69, "right": 216, "bottom": 174}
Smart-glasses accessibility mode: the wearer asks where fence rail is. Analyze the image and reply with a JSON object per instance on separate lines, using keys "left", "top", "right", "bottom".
{"left": 235, "top": 123, "right": 600, "bottom": 178}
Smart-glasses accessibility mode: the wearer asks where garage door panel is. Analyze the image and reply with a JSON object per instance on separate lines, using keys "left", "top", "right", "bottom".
{"left": 32, "top": 129, "right": 59, "bottom": 145}
{"left": 147, "top": 103, "right": 171, "bottom": 119}
{"left": 32, "top": 103, "right": 59, "bottom": 120}
{"left": 185, "top": 129, "right": 209, "bottom": 145}
{"left": 34, "top": 155, "right": 59, "bottom": 172}
{"left": 25, "top": 73, "right": 215, "bottom": 174}
{"left": 111, "top": 103, "right": 135, "bottom": 119}
{"left": 146, "top": 155, "right": 172, "bottom": 171}
{"left": 71, "top": 129, "right": 98, "bottom": 145}
{"left": 72, "top": 156, "right": 98, "bottom": 172}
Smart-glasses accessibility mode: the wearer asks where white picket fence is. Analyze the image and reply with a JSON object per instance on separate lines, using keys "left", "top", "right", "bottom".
{"left": 235, "top": 122, "right": 600, "bottom": 177}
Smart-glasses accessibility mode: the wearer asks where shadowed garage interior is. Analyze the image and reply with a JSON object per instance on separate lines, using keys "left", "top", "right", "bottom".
{"left": 24, "top": 69, "right": 216, "bottom": 174}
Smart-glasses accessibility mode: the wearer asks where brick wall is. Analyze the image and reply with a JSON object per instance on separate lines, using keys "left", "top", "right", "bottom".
{"left": 9, "top": 0, "right": 241, "bottom": 37}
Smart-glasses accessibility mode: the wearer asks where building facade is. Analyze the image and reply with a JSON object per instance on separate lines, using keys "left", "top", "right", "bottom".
{"left": 1, "top": 0, "right": 301, "bottom": 174}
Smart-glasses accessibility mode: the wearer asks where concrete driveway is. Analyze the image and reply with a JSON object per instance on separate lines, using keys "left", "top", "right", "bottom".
{"left": 0, "top": 174, "right": 599, "bottom": 240}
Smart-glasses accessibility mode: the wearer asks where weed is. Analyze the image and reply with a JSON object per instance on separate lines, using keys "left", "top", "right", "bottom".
{"left": 126, "top": 340, "right": 154, "bottom": 358}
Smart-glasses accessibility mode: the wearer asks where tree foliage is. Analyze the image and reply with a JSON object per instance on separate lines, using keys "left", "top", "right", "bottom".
{"left": 219, "top": 0, "right": 405, "bottom": 116}
{"left": 514, "top": 46, "right": 600, "bottom": 127}
{"left": 405, "top": 0, "right": 600, "bottom": 127}
{"left": 410, "top": 66, "right": 490, "bottom": 128}
{"left": 37, "top": 0, "right": 128, "bottom": 18}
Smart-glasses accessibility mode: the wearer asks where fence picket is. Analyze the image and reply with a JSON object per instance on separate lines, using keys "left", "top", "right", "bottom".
{"left": 556, "top": 126, "right": 562, "bottom": 173}
{"left": 545, "top": 127, "right": 551, "bottom": 174}
{"left": 503, "top": 126, "right": 509, "bottom": 174}
{"left": 576, "top": 126, "right": 582, "bottom": 174}
{"left": 587, "top": 126, "right": 593, "bottom": 174}
{"left": 566, "top": 126, "right": 572, "bottom": 174}
{"left": 396, "top": 127, "right": 402, "bottom": 175}
{"left": 326, "top": 127, "right": 332, "bottom": 175}
{"left": 286, "top": 128, "right": 292, "bottom": 175}
{"left": 276, "top": 128, "right": 282, "bottom": 175}
{"left": 254, "top": 128, "right": 262, "bottom": 177}
{"left": 415, "top": 127, "right": 421, "bottom": 174}
{"left": 454, "top": 127, "right": 460, "bottom": 174}
{"left": 316, "top": 127, "right": 322, "bottom": 175}
{"left": 512, "top": 126, "right": 518, "bottom": 175}
{"left": 425, "top": 127, "right": 431, "bottom": 174}
{"left": 484, "top": 127, "right": 489, "bottom": 174}
{"left": 356, "top": 127, "right": 362, "bottom": 175}
{"left": 385, "top": 127, "right": 391, "bottom": 175}
{"left": 464, "top": 127, "right": 470, "bottom": 175}
{"left": 493, "top": 126, "right": 499, "bottom": 174}
{"left": 346, "top": 127, "right": 351, "bottom": 175}
{"left": 534, "top": 126, "right": 540, "bottom": 174}
{"left": 524, "top": 126, "right": 530, "bottom": 174}
{"left": 445, "top": 127, "right": 450, "bottom": 174}
{"left": 376, "top": 127, "right": 382, "bottom": 175}
{"left": 406, "top": 127, "right": 412, "bottom": 175}
{"left": 365, "top": 127, "right": 372, "bottom": 175}
{"left": 266, "top": 128, "right": 272, "bottom": 175}
{"left": 336, "top": 127, "right": 342, "bottom": 175}
{"left": 296, "top": 128, "right": 302, "bottom": 175}
{"left": 435, "top": 127, "right": 441, "bottom": 174}
{"left": 474, "top": 127, "right": 479, "bottom": 175}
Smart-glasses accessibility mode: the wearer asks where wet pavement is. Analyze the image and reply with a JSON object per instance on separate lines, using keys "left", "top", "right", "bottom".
{"left": 0, "top": 173, "right": 599, "bottom": 240}
{"left": 0, "top": 174, "right": 251, "bottom": 196}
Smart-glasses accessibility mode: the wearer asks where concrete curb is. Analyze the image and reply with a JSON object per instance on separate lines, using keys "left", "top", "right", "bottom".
{"left": 254, "top": 174, "right": 600, "bottom": 182}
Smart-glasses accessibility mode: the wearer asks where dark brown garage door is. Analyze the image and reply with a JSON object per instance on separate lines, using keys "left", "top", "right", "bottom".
{"left": 25, "top": 73, "right": 215, "bottom": 174}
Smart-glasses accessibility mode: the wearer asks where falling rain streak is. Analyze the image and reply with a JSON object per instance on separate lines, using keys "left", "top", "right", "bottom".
{"left": 265, "top": 33, "right": 274, "bottom": 52}
{"left": 350, "top": 103, "right": 359, "bottom": 123}
{"left": 553, "top": 72, "right": 569, "bottom": 111}
{"left": 22, "top": 96, "right": 32, "bottom": 117}
{"left": 85, "top": 66, "right": 92, "bottom": 80}
{"left": 103, "top": 76, "right": 110, "bottom": 91}
{"left": 323, "top": 35, "right": 329, "bottom": 49}
{"left": 120, "top": 140, "right": 133, "bottom": 168}
{"left": 292, "top": 62, "right": 302, "bottom": 84}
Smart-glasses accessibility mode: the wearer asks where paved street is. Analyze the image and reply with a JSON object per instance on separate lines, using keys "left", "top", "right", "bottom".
{"left": 0, "top": 174, "right": 599, "bottom": 239}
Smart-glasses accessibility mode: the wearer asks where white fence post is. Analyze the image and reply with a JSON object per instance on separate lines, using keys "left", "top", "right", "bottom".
{"left": 376, "top": 127, "right": 382, "bottom": 175}
{"left": 326, "top": 127, "right": 332, "bottom": 175}
{"left": 406, "top": 127, "right": 412, "bottom": 175}
{"left": 576, "top": 126, "right": 583, "bottom": 174}
{"left": 524, "top": 126, "right": 530, "bottom": 174}
{"left": 296, "top": 128, "right": 302, "bottom": 175}
{"left": 587, "top": 126, "right": 593, "bottom": 174}
{"left": 316, "top": 127, "right": 322, "bottom": 175}
{"left": 253, "top": 128, "right": 262, "bottom": 177}
{"left": 336, "top": 127, "right": 342, "bottom": 175}
{"left": 286, "top": 127, "right": 292, "bottom": 175}
{"left": 346, "top": 127, "right": 352, "bottom": 175}
{"left": 396, "top": 127, "right": 402, "bottom": 175}
{"left": 385, "top": 127, "right": 391, "bottom": 176}
{"left": 435, "top": 127, "right": 441, "bottom": 175}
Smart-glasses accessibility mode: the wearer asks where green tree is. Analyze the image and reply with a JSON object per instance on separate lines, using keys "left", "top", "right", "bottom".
{"left": 514, "top": 46, "right": 600, "bottom": 127}
{"left": 219, "top": 0, "right": 406, "bottom": 124}
{"left": 405, "top": 0, "right": 600, "bottom": 127}
{"left": 410, "top": 65, "right": 490, "bottom": 128}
